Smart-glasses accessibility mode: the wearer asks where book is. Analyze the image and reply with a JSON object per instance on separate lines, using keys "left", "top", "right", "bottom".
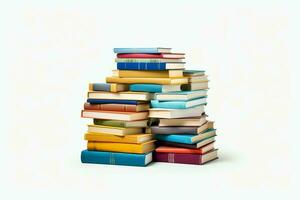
{"left": 155, "top": 90, "right": 207, "bottom": 101}
{"left": 117, "top": 53, "right": 185, "bottom": 59}
{"left": 129, "top": 84, "right": 181, "bottom": 93}
{"left": 181, "top": 82, "right": 209, "bottom": 91}
{"left": 113, "top": 70, "right": 183, "bottom": 78}
{"left": 115, "top": 58, "right": 183, "bottom": 63}
{"left": 151, "top": 124, "right": 214, "bottom": 134}
{"left": 159, "top": 116, "right": 207, "bottom": 127}
{"left": 155, "top": 142, "right": 215, "bottom": 154}
{"left": 114, "top": 47, "right": 171, "bottom": 54}
{"left": 87, "top": 140, "right": 155, "bottom": 154}
{"left": 149, "top": 105, "right": 205, "bottom": 118}
{"left": 106, "top": 76, "right": 188, "bottom": 85}
{"left": 93, "top": 119, "right": 148, "bottom": 127}
{"left": 87, "top": 124, "right": 143, "bottom": 136}
{"left": 150, "top": 97, "right": 207, "bottom": 109}
{"left": 81, "top": 110, "right": 148, "bottom": 121}
{"left": 88, "top": 91, "right": 153, "bottom": 101}
{"left": 81, "top": 150, "right": 152, "bottom": 167}
{"left": 187, "top": 75, "right": 208, "bottom": 83}
{"left": 84, "top": 103, "right": 149, "bottom": 112}
{"left": 84, "top": 133, "right": 153, "bottom": 144}
{"left": 89, "top": 83, "right": 128, "bottom": 92}
{"left": 87, "top": 99, "right": 143, "bottom": 105}
{"left": 154, "top": 132, "right": 216, "bottom": 144}
{"left": 156, "top": 137, "right": 215, "bottom": 149}
{"left": 154, "top": 149, "right": 218, "bottom": 165}
{"left": 183, "top": 70, "right": 205, "bottom": 77}
{"left": 117, "top": 62, "right": 185, "bottom": 70}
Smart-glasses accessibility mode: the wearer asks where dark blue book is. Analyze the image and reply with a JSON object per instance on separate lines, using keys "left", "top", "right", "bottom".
{"left": 117, "top": 62, "right": 185, "bottom": 70}
{"left": 81, "top": 150, "right": 152, "bottom": 167}
{"left": 87, "top": 99, "right": 140, "bottom": 105}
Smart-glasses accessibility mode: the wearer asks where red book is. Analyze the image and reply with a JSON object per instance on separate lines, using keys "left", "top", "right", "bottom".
{"left": 84, "top": 103, "right": 149, "bottom": 112}
{"left": 117, "top": 53, "right": 185, "bottom": 59}
{"left": 155, "top": 142, "right": 214, "bottom": 155}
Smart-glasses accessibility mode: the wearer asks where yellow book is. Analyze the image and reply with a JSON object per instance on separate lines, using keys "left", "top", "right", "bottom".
{"left": 106, "top": 77, "right": 188, "bottom": 85}
{"left": 84, "top": 133, "right": 153, "bottom": 144}
{"left": 87, "top": 124, "right": 143, "bottom": 136}
{"left": 87, "top": 140, "right": 155, "bottom": 154}
{"left": 112, "top": 70, "right": 183, "bottom": 78}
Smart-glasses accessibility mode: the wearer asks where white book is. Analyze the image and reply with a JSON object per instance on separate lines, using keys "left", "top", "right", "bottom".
{"left": 149, "top": 105, "right": 205, "bottom": 118}
{"left": 88, "top": 91, "right": 153, "bottom": 101}
{"left": 155, "top": 90, "right": 207, "bottom": 101}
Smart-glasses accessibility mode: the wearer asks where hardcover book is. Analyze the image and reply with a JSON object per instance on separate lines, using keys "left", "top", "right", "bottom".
{"left": 150, "top": 97, "right": 207, "bottom": 109}
{"left": 154, "top": 132, "right": 216, "bottom": 144}
{"left": 84, "top": 103, "right": 149, "bottom": 112}
{"left": 151, "top": 123, "right": 214, "bottom": 134}
{"left": 87, "top": 140, "right": 155, "bottom": 154}
{"left": 81, "top": 150, "right": 152, "bottom": 167}
{"left": 149, "top": 105, "right": 205, "bottom": 118}
{"left": 154, "top": 149, "right": 218, "bottom": 165}
{"left": 88, "top": 91, "right": 153, "bottom": 101}
{"left": 155, "top": 90, "right": 207, "bottom": 101}
{"left": 84, "top": 133, "right": 153, "bottom": 144}
{"left": 115, "top": 58, "right": 183, "bottom": 63}
{"left": 117, "top": 62, "right": 185, "bottom": 70}
{"left": 81, "top": 110, "right": 149, "bottom": 121}
{"left": 87, "top": 124, "right": 143, "bottom": 136}
{"left": 117, "top": 53, "right": 185, "bottom": 59}
{"left": 156, "top": 137, "right": 215, "bottom": 149}
{"left": 89, "top": 83, "right": 128, "bottom": 92}
{"left": 181, "top": 82, "right": 209, "bottom": 91}
{"left": 183, "top": 70, "right": 205, "bottom": 77}
{"left": 106, "top": 76, "right": 188, "bottom": 85}
{"left": 113, "top": 70, "right": 183, "bottom": 78}
{"left": 159, "top": 116, "right": 207, "bottom": 126}
{"left": 87, "top": 99, "right": 143, "bottom": 105}
{"left": 187, "top": 75, "right": 209, "bottom": 83}
{"left": 129, "top": 84, "right": 181, "bottom": 93}
{"left": 93, "top": 119, "right": 148, "bottom": 127}
{"left": 155, "top": 142, "right": 215, "bottom": 154}
{"left": 114, "top": 47, "right": 171, "bottom": 54}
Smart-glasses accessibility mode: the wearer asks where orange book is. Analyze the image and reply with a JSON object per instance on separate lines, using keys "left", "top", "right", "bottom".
{"left": 155, "top": 142, "right": 214, "bottom": 154}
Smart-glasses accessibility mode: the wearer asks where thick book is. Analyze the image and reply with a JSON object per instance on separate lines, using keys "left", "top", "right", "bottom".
{"left": 117, "top": 53, "right": 185, "bottom": 59}
{"left": 89, "top": 83, "right": 128, "bottom": 92}
{"left": 113, "top": 70, "right": 183, "bottom": 78}
{"left": 88, "top": 91, "right": 153, "bottom": 101}
{"left": 149, "top": 105, "right": 205, "bottom": 118}
{"left": 87, "top": 124, "right": 143, "bottom": 136}
{"left": 183, "top": 70, "right": 205, "bottom": 77}
{"left": 81, "top": 150, "right": 152, "bottom": 167}
{"left": 187, "top": 75, "right": 209, "bottom": 83}
{"left": 181, "top": 82, "right": 209, "bottom": 91}
{"left": 87, "top": 140, "right": 155, "bottom": 154}
{"left": 129, "top": 84, "right": 181, "bottom": 93}
{"left": 114, "top": 47, "right": 171, "bottom": 54}
{"left": 156, "top": 137, "right": 215, "bottom": 149}
{"left": 154, "top": 131, "right": 216, "bottom": 144}
{"left": 155, "top": 142, "right": 214, "bottom": 154}
{"left": 115, "top": 58, "right": 183, "bottom": 63}
{"left": 154, "top": 149, "right": 218, "bottom": 165}
{"left": 155, "top": 90, "right": 207, "bottom": 101}
{"left": 159, "top": 116, "right": 207, "bottom": 127}
{"left": 84, "top": 133, "right": 153, "bottom": 144}
{"left": 151, "top": 123, "right": 214, "bottom": 134}
{"left": 84, "top": 103, "right": 149, "bottom": 112}
{"left": 117, "top": 62, "right": 185, "bottom": 70}
{"left": 106, "top": 76, "right": 188, "bottom": 85}
{"left": 81, "top": 110, "right": 148, "bottom": 121}
{"left": 93, "top": 119, "right": 148, "bottom": 127}
{"left": 150, "top": 97, "right": 207, "bottom": 109}
{"left": 87, "top": 99, "right": 142, "bottom": 105}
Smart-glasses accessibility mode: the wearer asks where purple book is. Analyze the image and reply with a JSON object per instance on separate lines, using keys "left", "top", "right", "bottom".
{"left": 154, "top": 149, "right": 218, "bottom": 165}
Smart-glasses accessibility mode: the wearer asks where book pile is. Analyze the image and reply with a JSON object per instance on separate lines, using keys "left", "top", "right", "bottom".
{"left": 81, "top": 47, "right": 218, "bottom": 167}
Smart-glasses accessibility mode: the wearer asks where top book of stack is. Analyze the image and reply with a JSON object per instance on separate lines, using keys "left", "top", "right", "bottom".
{"left": 113, "top": 47, "right": 185, "bottom": 70}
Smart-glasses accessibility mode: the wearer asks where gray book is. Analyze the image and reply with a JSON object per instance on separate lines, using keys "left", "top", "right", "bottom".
{"left": 151, "top": 121, "right": 214, "bottom": 134}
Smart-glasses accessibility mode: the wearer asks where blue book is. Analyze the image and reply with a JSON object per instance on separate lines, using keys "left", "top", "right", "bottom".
{"left": 151, "top": 97, "right": 207, "bottom": 109}
{"left": 81, "top": 150, "right": 152, "bottom": 167}
{"left": 114, "top": 47, "right": 171, "bottom": 54}
{"left": 117, "top": 62, "right": 184, "bottom": 71}
{"left": 87, "top": 99, "right": 140, "bottom": 105}
{"left": 154, "top": 134, "right": 215, "bottom": 144}
{"left": 129, "top": 84, "right": 181, "bottom": 93}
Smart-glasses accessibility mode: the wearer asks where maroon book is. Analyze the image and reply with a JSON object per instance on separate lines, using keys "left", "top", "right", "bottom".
{"left": 154, "top": 149, "right": 218, "bottom": 165}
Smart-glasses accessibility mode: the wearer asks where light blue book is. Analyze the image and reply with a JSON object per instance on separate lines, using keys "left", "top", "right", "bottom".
{"left": 81, "top": 150, "right": 152, "bottom": 167}
{"left": 154, "top": 134, "right": 215, "bottom": 144}
{"left": 114, "top": 47, "right": 171, "bottom": 54}
{"left": 151, "top": 97, "right": 207, "bottom": 109}
{"left": 155, "top": 90, "right": 208, "bottom": 101}
{"left": 129, "top": 84, "right": 181, "bottom": 93}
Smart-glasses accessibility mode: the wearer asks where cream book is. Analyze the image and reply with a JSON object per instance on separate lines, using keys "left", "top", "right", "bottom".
{"left": 88, "top": 91, "right": 153, "bottom": 101}
{"left": 112, "top": 70, "right": 183, "bottom": 78}
{"left": 149, "top": 105, "right": 205, "bottom": 119}
{"left": 87, "top": 124, "right": 143, "bottom": 136}
{"left": 181, "top": 82, "right": 209, "bottom": 91}
{"left": 81, "top": 110, "right": 148, "bottom": 121}
{"left": 159, "top": 116, "right": 207, "bottom": 126}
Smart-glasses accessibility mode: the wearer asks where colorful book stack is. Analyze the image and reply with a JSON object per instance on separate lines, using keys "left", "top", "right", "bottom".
{"left": 81, "top": 47, "right": 218, "bottom": 167}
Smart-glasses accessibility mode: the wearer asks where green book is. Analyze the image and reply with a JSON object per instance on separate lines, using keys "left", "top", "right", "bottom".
{"left": 93, "top": 119, "right": 148, "bottom": 128}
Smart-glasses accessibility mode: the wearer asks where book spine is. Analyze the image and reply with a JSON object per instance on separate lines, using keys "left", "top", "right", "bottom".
{"left": 117, "top": 53, "right": 163, "bottom": 58}
{"left": 114, "top": 48, "right": 159, "bottom": 54}
{"left": 89, "top": 83, "right": 111, "bottom": 91}
{"left": 154, "top": 152, "right": 201, "bottom": 165}
{"left": 150, "top": 100, "right": 187, "bottom": 109}
{"left": 81, "top": 150, "right": 150, "bottom": 167}
{"left": 84, "top": 103, "right": 137, "bottom": 112}
{"left": 93, "top": 119, "right": 125, "bottom": 127}
{"left": 151, "top": 126, "right": 197, "bottom": 134}
{"left": 117, "top": 62, "right": 166, "bottom": 70}
{"left": 130, "top": 84, "right": 162, "bottom": 93}
{"left": 154, "top": 134, "right": 192, "bottom": 144}
{"left": 87, "top": 99, "right": 139, "bottom": 105}
{"left": 156, "top": 141, "right": 198, "bottom": 149}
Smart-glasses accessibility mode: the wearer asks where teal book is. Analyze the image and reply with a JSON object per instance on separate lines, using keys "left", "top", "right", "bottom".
{"left": 154, "top": 134, "right": 215, "bottom": 144}
{"left": 129, "top": 84, "right": 181, "bottom": 93}
{"left": 183, "top": 70, "right": 205, "bottom": 76}
{"left": 81, "top": 150, "right": 152, "bottom": 167}
{"left": 114, "top": 47, "right": 171, "bottom": 54}
{"left": 151, "top": 97, "right": 207, "bottom": 109}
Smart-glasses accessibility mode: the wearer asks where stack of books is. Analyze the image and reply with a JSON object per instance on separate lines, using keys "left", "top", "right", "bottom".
{"left": 81, "top": 47, "right": 218, "bottom": 167}
{"left": 150, "top": 71, "right": 218, "bottom": 165}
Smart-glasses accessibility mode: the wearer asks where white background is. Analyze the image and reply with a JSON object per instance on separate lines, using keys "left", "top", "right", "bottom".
{"left": 1, "top": 0, "right": 299, "bottom": 199}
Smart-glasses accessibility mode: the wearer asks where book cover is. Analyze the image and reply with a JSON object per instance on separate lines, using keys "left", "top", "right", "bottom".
{"left": 84, "top": 133, "right": 153, "bottom": 144}
{"left": 113, "top": 47, "right": 171, "bottom": 54}
{"left": 129, "top": 84, "right": 181, "bottom": 93}
{"left": 156, "top": 137, "right": 215, "bottom": 149}
{"left": 150, "top": 97, "right": 207, "bottom": 109}
{"left": 117, "top": 62, "right": 185, "bottom": 70}
{"left": 93, "top": 119, "right": 148, "bottom": 127}
{"left": 87, "top": 99, "right": 141, "bottom": 105}
{"left": 117, "top": 53, "right": 185, "bottom": 59}
{"left": 154, "top": 149, "right": 218, "bottom": 165}
{"left": 106, "top": 76, "right": 188, "bottom": 85}
{"left": 87, "top": 140, "right": 155, "bottom": 154}
{"left": 81, "top": 150, "right": 152, "bottom": 167}
{"left": 155, "top": 142, "right": 215, "bottom": 154}
{"left": 89, "top": 83, "right": 128, "bottom": 92}
{"left": 154, "top": 134, "right": 215, "bottom": 144}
